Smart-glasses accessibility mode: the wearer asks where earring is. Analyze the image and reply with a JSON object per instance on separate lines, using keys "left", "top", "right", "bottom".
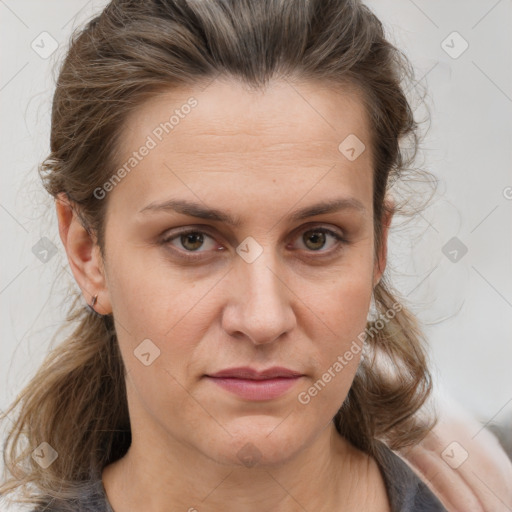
{"left": 367, "top": 292, "right": 379, "bottom": 322}
{"left": 86, "top": 294, "right": 102, "bottom": 316}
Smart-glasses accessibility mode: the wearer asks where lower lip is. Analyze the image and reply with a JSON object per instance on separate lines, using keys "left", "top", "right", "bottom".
{"left": 205, "top": 376, "right": 302, "bottom": 401}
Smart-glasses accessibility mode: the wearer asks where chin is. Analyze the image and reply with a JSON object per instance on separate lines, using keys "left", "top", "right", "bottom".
{"left": 203, "top": 419, "right": 309, "bottom": 468}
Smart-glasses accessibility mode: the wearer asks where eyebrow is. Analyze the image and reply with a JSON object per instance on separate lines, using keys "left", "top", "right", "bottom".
{"left": 138, "top": 197, "right": 367, "bottom": 226}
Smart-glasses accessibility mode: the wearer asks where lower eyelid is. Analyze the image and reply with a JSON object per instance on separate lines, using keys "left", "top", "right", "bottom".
{"left": 162, "top": 227, "right": 346, "bottom": 256}
{"left": 164, "top": 232, "right": 217, "bottom": 251}
{"left": 305, "top": 236, "right": 347, "bottom": 256}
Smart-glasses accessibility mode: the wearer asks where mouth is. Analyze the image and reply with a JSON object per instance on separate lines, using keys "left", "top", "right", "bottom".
{"left": 204, "top": 366, "right": 304, "bottom": 401}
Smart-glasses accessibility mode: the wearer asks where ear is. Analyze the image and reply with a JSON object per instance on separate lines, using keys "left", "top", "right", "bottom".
{"left": 373, "top": 195, "right": 395, "bottom": 287}
{"left": 55, "top": 193, "right": 112, "bottom": 315}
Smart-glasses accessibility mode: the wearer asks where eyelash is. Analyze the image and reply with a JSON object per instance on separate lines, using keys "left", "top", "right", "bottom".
{"left": 159, "top": 225, "right": 349, "bottom": 262}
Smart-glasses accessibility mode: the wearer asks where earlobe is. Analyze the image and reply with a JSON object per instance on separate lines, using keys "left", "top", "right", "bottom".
{"left": 55, "top": 193, "right": 112, "bottom": 315}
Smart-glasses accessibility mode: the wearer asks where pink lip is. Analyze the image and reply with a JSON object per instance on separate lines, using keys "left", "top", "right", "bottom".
{"left": 205, "top": 366, "right": 304, "bottom": 401}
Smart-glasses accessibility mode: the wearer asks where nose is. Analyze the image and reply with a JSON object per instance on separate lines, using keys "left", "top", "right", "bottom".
{"left": 221, "top": 249, "right": 297, "bottom": 346}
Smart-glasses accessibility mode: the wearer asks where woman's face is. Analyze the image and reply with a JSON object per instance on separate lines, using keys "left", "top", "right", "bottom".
{"left": 98, "top": 77, "right": 388, "bottom": 467}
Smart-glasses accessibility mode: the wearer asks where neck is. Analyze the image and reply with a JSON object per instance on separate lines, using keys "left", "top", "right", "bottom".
{"left": 102, "top": 421, "right": 389, "bottom": 512}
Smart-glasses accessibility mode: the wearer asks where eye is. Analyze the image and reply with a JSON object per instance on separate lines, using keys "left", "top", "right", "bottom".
{"left": 162, "top": 229, "right": 219, "bottom": 255}
{"left": 160, "top": 224, "right": 347, "bottom": 261}
{"left": 291, "top": 226, "right": 346, "bottom": 254}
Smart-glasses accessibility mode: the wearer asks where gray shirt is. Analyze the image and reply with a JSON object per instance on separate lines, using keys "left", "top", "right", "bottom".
{"left": 31, "top": 443, "right": 447, "bottom": 511}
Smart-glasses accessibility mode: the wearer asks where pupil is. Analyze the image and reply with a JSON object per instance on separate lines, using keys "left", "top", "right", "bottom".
{"left": 180, "top": 231, "right": 327, "bottom": 252}
{"left": 305, "top": 231, "right": 325, "bottom": 250}
{"left": 182, "top": 232, "right": 203, "bottom": 250}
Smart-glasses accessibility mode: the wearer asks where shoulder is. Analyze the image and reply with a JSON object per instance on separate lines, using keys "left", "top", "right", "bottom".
{"left": 400, "top": 396, "right": 512, "bottom": 510}
{"left": 375, "top": 442, "right": 448, "bottom": 512}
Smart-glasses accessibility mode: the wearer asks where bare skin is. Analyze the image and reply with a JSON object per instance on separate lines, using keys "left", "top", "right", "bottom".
{"left": 56, "top": 77, "right": 393, "bottom": 511}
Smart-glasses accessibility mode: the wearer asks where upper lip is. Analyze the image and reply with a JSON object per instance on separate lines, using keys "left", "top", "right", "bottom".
{"left": 206, "top": 366, "right": 303, "bottom": 380}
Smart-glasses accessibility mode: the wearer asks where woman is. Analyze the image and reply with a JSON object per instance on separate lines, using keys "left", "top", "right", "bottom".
{"left": 1, "top": 1, "right": 509, "bottom": 511}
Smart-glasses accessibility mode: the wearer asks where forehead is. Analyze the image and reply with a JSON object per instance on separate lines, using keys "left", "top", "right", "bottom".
{"left": 109, "top": 77, "right": 373, "bottom": 215}
{"left": 120, "top": 77, "right": 371, "bottom": 156}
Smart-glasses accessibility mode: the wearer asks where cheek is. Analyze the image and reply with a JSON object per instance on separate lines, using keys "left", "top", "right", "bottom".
{"left": 295, "top": 272, "right": 372, "bottom": 408}
{"left": 103, "top": 250, "right": 212, "bottom": 400}
{"left": 106, "top": 240, "right": 214, "bottom": 338}
{"left": 108, "top": 262, "right": 215, "bottom": 425}
{"left": 305, "top": 261, "right": 373, "bottom": 346}
{"left": 330, "top": 280, "right": 371, "bottom": 343}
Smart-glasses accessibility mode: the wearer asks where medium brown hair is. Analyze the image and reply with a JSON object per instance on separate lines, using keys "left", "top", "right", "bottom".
{"left": 1, "top": 0, "right": 437, "bottom": 507}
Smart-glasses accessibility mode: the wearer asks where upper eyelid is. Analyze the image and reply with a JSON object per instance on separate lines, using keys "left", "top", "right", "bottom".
{"left": 161, "top": 223, "right": 345, "bottom": 248}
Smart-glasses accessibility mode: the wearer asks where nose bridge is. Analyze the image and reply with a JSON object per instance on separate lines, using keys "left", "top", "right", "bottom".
{"left": 223, "top": 240, "right": 296, "bottom": 344}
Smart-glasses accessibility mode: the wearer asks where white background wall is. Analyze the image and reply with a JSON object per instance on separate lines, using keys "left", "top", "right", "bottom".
{"left": 363, "top": 0, "right": 512, "bottom": 423}
{"left": 1, "top": 0, "right": 511, "bottom": 507}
